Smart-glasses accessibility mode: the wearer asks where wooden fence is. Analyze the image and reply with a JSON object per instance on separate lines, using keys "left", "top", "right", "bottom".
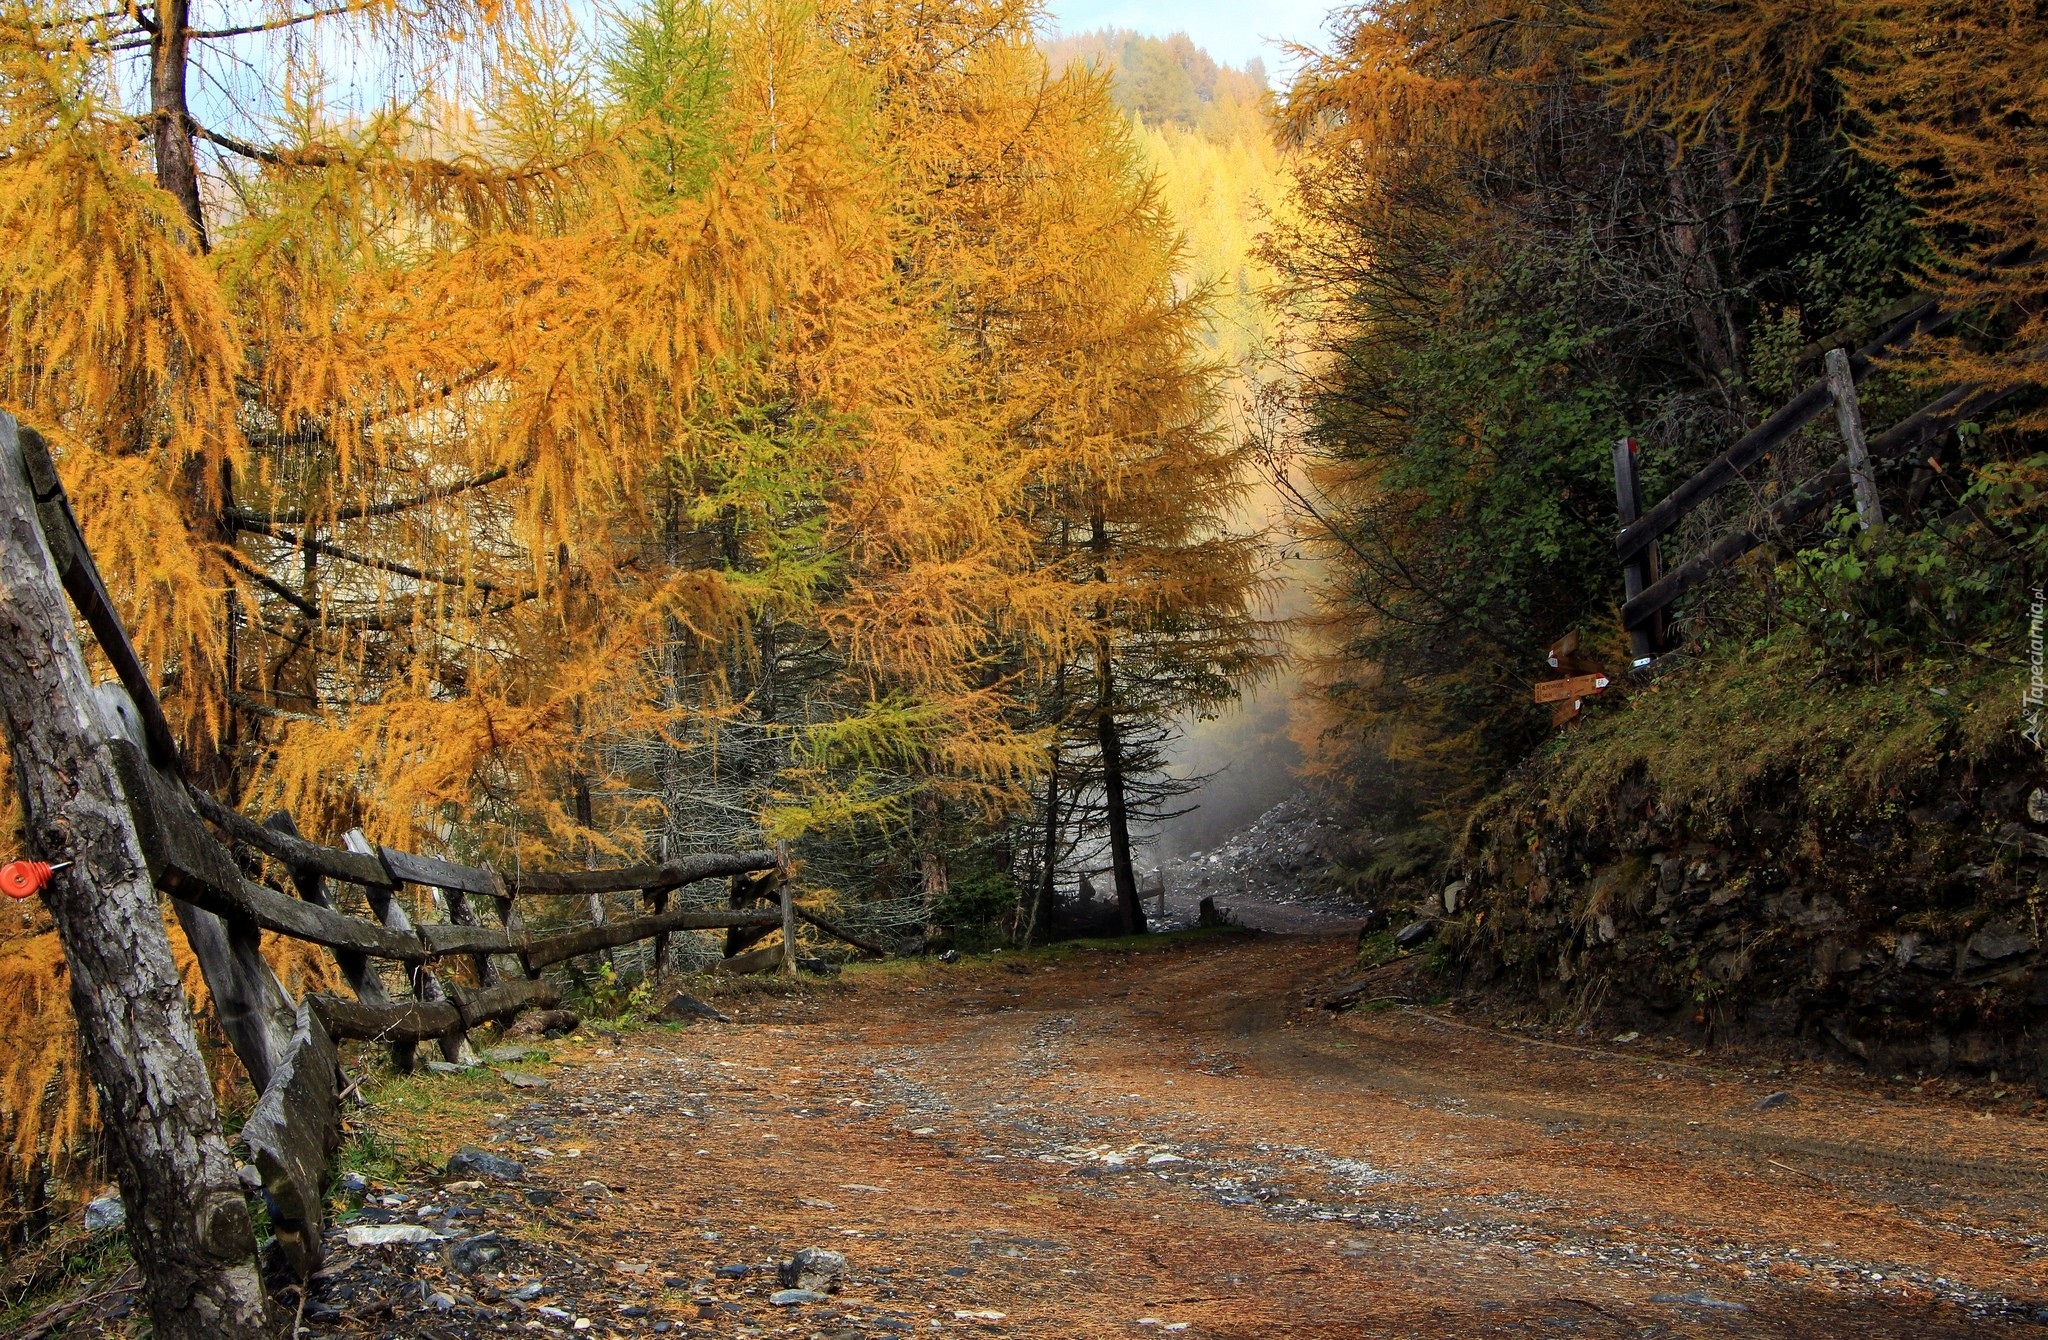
{"left": 0, "top": 412, "right": 880, "bottom": 1286}
{"left": 1609, "top": 295, "right": 2012, "bottom": 662}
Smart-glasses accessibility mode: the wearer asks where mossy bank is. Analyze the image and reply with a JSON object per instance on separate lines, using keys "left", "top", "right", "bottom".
{"left": 1426, "top": 640, "right": 2048, "bottom": 1085}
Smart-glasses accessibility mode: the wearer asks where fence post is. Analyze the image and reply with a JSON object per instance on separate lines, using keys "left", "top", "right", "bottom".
{"left": 1824, "top": 348, "right": 1884, "bottom": 532}
{"left": 1612, "top": 437, "right": 1661, "bottom": 665}
{"left": 344, "top": 830, "right": 480, "bottom": 1067}
{"left": 267, "top": 811, "right": 412, "bottom": 1071}
{"left": 645, "top": 885, "right": 670, "bottom": 980}
{"left": 777, "top": 842, "right": 798, "bottom": 977}
{"left": 0, "top": 415, "right": 270, "bottom": 1338}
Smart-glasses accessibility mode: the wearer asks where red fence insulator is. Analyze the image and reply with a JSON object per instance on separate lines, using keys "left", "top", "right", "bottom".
{"left": 0, "top": 860, "right": 70, "bottom": 899}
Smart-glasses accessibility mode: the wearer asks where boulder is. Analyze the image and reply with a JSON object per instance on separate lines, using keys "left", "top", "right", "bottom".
{"left": 779, "top": 1247, "right": 848, "bottom": 1293}
{"left": 659, "top": 993, "right": 732, "bottom": 1024}
{"left": 83, "top": 1194, "right": 125, "bottom": 1233}
{"left": 447, "top": 1147, "right": 525, "bottom": 1182}
{"left": 1965, "top": 921, "right": 2034, "bottom": 970}
{"left": 451, "top": 1234, "right": 506, "bottom": 1274}
{"left": 1393, "top": 919, "right": 1434, "bottom": 950}
{"left": 505, "top": 1008, "right": 581, "bottom": 1040}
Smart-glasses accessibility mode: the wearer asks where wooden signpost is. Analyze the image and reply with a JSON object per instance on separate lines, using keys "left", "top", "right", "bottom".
{"left": 1533, "top": 631, "right": 1610, "bottom": 726}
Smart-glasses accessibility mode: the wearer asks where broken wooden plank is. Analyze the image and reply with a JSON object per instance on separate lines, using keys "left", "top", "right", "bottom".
{"left": 508, "top": 849, "right": 777, "bottom": 895}
{"left": 715, "top": 944, "right": 787, "bottom": 976}
{"left": 239, "top": 1002, "right": 341, "bottom": 1278}
{"left": 792, "top": 904, "right": 888, "bottom": 958}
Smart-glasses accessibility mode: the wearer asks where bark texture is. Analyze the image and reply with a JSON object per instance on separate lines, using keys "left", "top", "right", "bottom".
{"left": 0, "top": 416, "right": 268, "bottom": 1337}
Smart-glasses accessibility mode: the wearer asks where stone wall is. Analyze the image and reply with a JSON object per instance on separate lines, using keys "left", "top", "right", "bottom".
{"left": 1431, "top": 749, "right": 2048, "bottom": 1087}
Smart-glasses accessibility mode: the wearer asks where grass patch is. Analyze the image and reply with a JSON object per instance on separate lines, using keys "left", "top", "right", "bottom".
{"left": 0, "top": 1221, "right": 134, "bottom": 1334}
{"left": 1492, "top": 634, "right": 2020, "bottom": 834}
{"left": 1355, "top": 929, "right": 1405, "bottom": 969}
{"left": 349, "top": 1062, "right": 513, "bottom": 1178}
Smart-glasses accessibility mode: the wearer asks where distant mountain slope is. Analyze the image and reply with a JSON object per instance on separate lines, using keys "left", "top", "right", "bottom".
{"left": 1041, "top": 30, "right": 1290, "bottom": 372}
{"left": 1041, "top": 29, "right": 1269, "bottom": 138}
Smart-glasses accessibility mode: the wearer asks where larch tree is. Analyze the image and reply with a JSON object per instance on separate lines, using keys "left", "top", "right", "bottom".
{"left": 0, "top": 0, "right": 1275, "bottom": 1255}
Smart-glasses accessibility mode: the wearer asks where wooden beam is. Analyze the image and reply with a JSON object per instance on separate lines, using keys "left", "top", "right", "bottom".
{"left": 646, "top": 887, "right": 670, "bottom": 979}
{"left": 792, "top": 904, "right": 889, "bottom": 958}
{"left": 508, "top": 849, "right": 777, "bottom": 895}
{"left": 1615, "top": 300, "right": 1945, "bottom": 562}
{"left": 779, "top": 845, "right": 798, "bottom": 978}
{"left": 716, "top": 944, "right": 786, "bottom": 976}
{"left": 113, "top": 742, "right": 426, "bottom": 960}
{"left": 1621, "top": 384, "right": 2000, "bottom": 629}
{"left": 379, "top": 844, "right": 504, "bottom": 898}
{"left": 1825, "top": 347, "right": 1883, "bottom": 531}
{"left": 188, "top": 787, "right": 394, "bottom": 890}
{"left": 449, "top": 977, "right": 562, "bottom": 1030}
{"left": 308, "top": 977, "right": 559, "bottom": 1042}
{"left": 521, "top": 907, "right": 783, "bottom": 969}
{"left": 346, "top": 830, "right": 476, "bottom": 1067}
{"left": 268, "top": 813, "right": 410, "bottom": 1071}
{"left": 1612, "top": 437, "right": 1658, "bottom": 663}
{"left": 306, "top": 994, "right": 457, "bottom": 1043}
{"left": 419, "top": 921, "right": 527, "bottom": 957}
{"left": 13, "top": 425, "right": 184, "bottom": 773}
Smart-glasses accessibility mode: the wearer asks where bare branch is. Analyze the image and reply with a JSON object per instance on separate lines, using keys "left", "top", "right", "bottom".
{"left": 187, "top": 2, "right": 360, "bottom": 39}
{"left": 229, "top": 460, "right": 522, "bottom": 526}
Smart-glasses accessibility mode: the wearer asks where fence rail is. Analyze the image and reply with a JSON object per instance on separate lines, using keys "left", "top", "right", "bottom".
{"left": 0, "top": 412, "right": 879, "bottom": 1288}
{"left": 1609, "top": 293, "right": 2013, "bottom": 657}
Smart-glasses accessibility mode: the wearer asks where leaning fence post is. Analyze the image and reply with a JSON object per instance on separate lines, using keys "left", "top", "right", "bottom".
{"left": 1824, "top": 347, "right": 1884, "bottom": 532}
{"left": 0, "top": 414, "right": 270, "bottom": 1337}
{"left": 1612, "top": 437, "right": 1661, "bottom": 666}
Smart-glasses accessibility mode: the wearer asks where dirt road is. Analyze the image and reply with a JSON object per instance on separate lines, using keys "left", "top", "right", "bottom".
{"left": 324, "top": 931, "right": 2048, "bottom": 1339}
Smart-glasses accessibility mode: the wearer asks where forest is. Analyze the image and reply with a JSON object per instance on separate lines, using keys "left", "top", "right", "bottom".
{"left": 0, "top": 0, "right": 2044, "bottom": 1333}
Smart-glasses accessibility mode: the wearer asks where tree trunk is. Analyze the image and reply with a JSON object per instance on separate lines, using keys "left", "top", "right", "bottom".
{"left": 573, "top": 773, "right": 613, "bottom": 967}
{"left": 1024, "top": 738, "right": 1062, "bottom": 947}
{"left": 0, "top": 416, "right": 267, "bottom": 1337}
{"left": 1088, "top": 509, "right": 1143, "bottom": 935}
{"left": 917, "top": 790, "right": 949, "bottom": 910}
{"left": 1095, "top": 647, "right": 1143, "bottom": 935}
{"left": 149, "top": 0, "right": 208, "bottom": 249}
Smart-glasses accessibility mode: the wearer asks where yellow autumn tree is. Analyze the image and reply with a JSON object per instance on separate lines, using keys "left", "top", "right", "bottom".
{"left": 0, "top": 0, "right": 1273, "bottom": 1205}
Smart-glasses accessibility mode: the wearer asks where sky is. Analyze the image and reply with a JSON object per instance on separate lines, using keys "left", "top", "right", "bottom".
{"left": 1040, "top": 0, "right": 1338, "bottom": 76}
